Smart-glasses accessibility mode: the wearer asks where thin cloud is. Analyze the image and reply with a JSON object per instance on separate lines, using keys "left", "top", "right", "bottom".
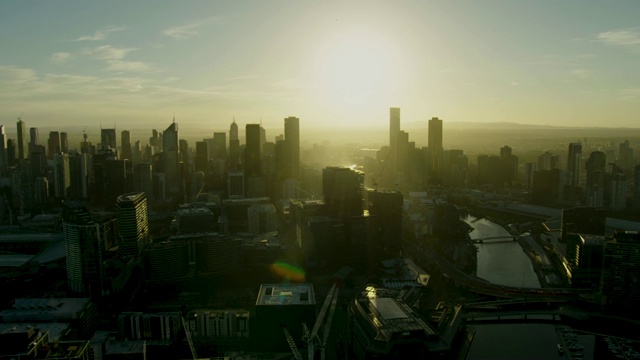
{"left": 105, "top": 60, "right": 150, "bottom": 72}
{"left": 51, "top": 52, "right": 72, "bottom": 64}
{"left": 163, "top": 21, "right": 204, "bottom": 40}
{"left": 75, "top": 26, "right": 126, "bottom": 41}
{"left": 82, "top": 45, "right": 136, "bottom": 60}
{"left": 0, "top": 65, "right": 37, "bottom": 84}
{"left": 620, "top": 88, "right": 640, "bottom": 100}
{"left": 597, "top": 28, "right": 640, "bottom": 50}
{"left": 570, "top": 69, "right": 591, "bottom": 79}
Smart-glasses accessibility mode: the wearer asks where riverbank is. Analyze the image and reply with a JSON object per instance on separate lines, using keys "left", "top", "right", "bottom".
{"left": 515, "top": 234, "right": 559, "bottom": 288}
{"left": 462, "top": 215, "right": 540, "bottom": 288}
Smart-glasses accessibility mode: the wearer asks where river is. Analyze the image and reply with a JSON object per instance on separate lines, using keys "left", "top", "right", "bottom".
{"left": 462, "top": 215, "right": 540, "bottom": 288}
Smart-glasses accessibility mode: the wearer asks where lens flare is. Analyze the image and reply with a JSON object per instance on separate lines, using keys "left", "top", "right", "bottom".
{"left": 270, "top": 261, "right": 305, "bottom": 282}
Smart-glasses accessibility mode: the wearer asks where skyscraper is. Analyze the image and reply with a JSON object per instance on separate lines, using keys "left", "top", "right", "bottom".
{"left": 47, "top": 131, "right": 61, "bottom": 158}
{"left": 229, "top": 120, "right": 240, "bottom": 170}
{"left": 29, "top": 127, "right": 39, "bottom": 150}
{"left": 230, "top": 119, "right": 239, "bottom": 141}
{"left": 245, "top": 124, "right": 262, "bottom": 177}
{"left": 52, "top": 153, "right": 70, "bottom": 198}
{"left": 60, "top": 132, "right": 69, "bottom": 153}
{"left": 428, "top": 117, "right": 443, "bottom": 183}
{"left": 0, "top": 125, "right": 6, "bottom": 172}
{"left": 69, "top": 153, "right": 90, "bottom": 199}
{"left": 389, "top": 107, "right": 400, "bottom": 151}
{"left": 101, "top": 128, "right": 117, "bottom": 150}
{"left": 284, "top": 116, "right": 300, "bottom": 179}
{"left": 567, "top": 142, "right": 582, "bottom": 188}
{"left": 121, "top": 130, "right": 132, "bottom": 160}
{"left": 16, "top": 118, "right": 27, "bottom": 160}
{"left": 195, "top": 141, "right": 209, "bottom": 173}
{"left": 163, "top": 120, "right": 180, "bottom": 197}
{"left": 63, "top": 201, "right": 116, "bottom": 297}
{"left": 116, "top": 192, "right": 150, "bottom": 257}
{"left": 323, "top": 166, "right": 364, "bottom": 219}
{"left": 585, "top": 151, "right": 606, "bottom": 207}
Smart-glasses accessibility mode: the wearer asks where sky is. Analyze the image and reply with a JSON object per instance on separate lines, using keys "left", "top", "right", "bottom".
{"left": 1, "top": 0, "right": 639, "bottom": 134}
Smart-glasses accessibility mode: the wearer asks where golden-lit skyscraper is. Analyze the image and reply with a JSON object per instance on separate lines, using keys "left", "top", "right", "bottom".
{"left": 428, "top": 117, "right": 443, "bottom": 183}
{"left": 284, "top": 116, "right": 300, "bottom": 179}
{"left": 389, "top": 107, "right": 400, "bottom": 150}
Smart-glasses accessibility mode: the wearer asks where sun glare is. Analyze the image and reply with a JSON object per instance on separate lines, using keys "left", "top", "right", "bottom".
{"left": 314, "top": 28, "right": 399, "bottom": 110}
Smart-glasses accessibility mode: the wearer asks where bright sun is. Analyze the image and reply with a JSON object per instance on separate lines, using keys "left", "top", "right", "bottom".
{"left": 314, "top": 28, "right": 398, "bottom": 109}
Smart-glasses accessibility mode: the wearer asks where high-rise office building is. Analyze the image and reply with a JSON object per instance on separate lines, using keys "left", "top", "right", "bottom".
{"left": 179, "top": 139, "right": 189, "bottom": 166}
{"left": 618, "top": 140, "right": 634, "bottom": 170}
{"left": 116, "top": 192, "right": 150, "bottom": 257}
{"left": 600, "top": 231, "right": 640, "bottom": 308}
{"left": 30, "top": 145, "right": 46, "bottom": 180}
{"left": 213, "top": 132, "right": 227, "bottom": 160}
{"left": 194, "top": 141, "right": 209, "bottom": 173}
{"left": 6, "top": 139, "right": 16, "bottom": 168}
{"left": 538, "top": 151, "right": 560, "bottom": 171}
{"left": 0, "top": 125, "right": 6, "bottom": 172}
{"left": 121, "top": 130, "right": 132, "bottom": 160}
{"left": 567, "top": 142, "right": 582, "bottom": 190}
{"left": 322, "top": 166, "right": 364, "bottom": 218}
{"left": 134, "top": 163, "right": 153, "bottom": 202}
{"left": 63, "top": 201, "right": 116, "bottom": 297}
{"left": 389, "top": 107, "right": 400, "bottom": 151}
{"left": 29, "top": 127, "right": 39, "bottom": 150}
{"left": 585, "top": 151, "right": 606, "bottom": 207}
{"left": 560, "top": 207, "right": 606, "bottom": 243}
{"left": 609, "top": 165, "right": 627, "bottom": 210}
{"left": 367, "top": 189, "right": 403, "bottom": 252}
{"left": 16, "top": 118, "right": 27, "bottom": 160}
{"left": 634, "top": 164, "right": 640, "bottom": 212}
{"left": 229, "top": 120, "right": 240, "bottom": 170}
{"left": 104, "top": 159, "right": 129, "bottom": 208}
{"left": 524, "top": 162, "right": 536, "bottom": 190}
{"left": 69, "top": 153, "right": 90, "bottom": 199}
{"left": 101, "top": 128, "right": 117, "bottom": 150}
{"left": 228, "top": 171, "right": 245, "bottom": 199}
{"left": 428, "top": 117, "right": 443, "bottom": 183}
{"left": 60, "top": 132, "right": 69, "bottom": 153}
{"left": 284, "top": 117, "right": 300, "bottom": 179}
{"left": 230, "top": 119, "right": 238, "bottom": 141}
{"left": 245, "top": 124, "right": 261, "bottom": 177}
{"left": 163, "top": 120, "right": 180, "bottom": 197}
{"left": 52, "top": 153, "right": 70, "bottom": 198}
{"left": 47, "top": 131, "right": 61, "bottom": 158}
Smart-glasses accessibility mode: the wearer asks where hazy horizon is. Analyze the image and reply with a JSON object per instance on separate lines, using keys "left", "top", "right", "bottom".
{"left": 2, "top": 1, "right": 640, "bottom": 130}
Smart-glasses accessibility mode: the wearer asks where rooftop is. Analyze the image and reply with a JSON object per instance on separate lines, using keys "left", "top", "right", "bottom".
{"left": 355, "top": 286, "right": 438, "bottom": 339}
{"left": 0, "top": 323, "right": 71, "bottom": 342}
{"left": 177, "top": 207, "right": 213, "bottom": 216}
{"left": 256, "top": 283, "right": 315, "bottom": 306}
{"left": 1, "top": 298, "right": 92, "bottom": 322}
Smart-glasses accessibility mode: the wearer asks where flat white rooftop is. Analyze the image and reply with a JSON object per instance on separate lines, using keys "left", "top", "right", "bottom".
{"left": 256, "top": 283, "right": 315, "bottom": 306}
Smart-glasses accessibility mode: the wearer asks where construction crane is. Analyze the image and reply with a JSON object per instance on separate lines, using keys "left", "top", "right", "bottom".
{"left": 282, "top": 325, "right": 304, "bottom": 360}
{"left": 181, "top": 315, "right": 198, "bottom": 360}
{"left": 302, "top": 282, "right": 341, "bottom": 360}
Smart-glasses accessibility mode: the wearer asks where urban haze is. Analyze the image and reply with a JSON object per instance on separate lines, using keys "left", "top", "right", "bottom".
{"left": 1, "top": 1, "right": 640, "bottom": 359}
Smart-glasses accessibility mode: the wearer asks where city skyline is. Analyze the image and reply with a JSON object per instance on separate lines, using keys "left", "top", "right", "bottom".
{"left": 2, "top": 1, "right": 640, "bottom": 130}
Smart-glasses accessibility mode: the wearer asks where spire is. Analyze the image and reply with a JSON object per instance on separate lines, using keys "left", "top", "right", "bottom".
{"left": 173, "top": 113, "right": 175, "bottom": 123}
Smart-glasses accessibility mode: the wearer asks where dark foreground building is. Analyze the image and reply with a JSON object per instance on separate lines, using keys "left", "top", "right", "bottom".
{"left": 348, "top": 286, "right": 453, "bottom": 359}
